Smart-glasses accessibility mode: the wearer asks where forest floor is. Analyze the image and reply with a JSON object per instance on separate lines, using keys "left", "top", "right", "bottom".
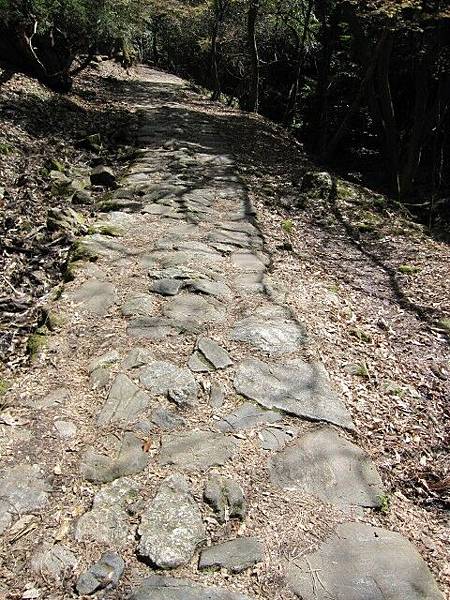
{"left": 0, "top": 62, "right": 448, "bottom": 599}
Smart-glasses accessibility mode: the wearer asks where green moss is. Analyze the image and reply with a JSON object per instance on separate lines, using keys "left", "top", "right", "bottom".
{"left": 49, "top": 158, "right": 65, "bottom": 172}
{"left": 88, "top": 224, "right": 122, "bottom": 237}
{"left": 45, "top": 311, "right": 65, "bottom": 331}
{"left": 281, "top": 219, "right": 294, "bottom": 235}
{"left": 64, "top": 260, "right": 84, "bottom": 282}
{"left": 349, "top": 328, "right": 372, "bottom": 343}
{"left": 0, "top": 142, "right": 13, "bottom": 156}
{"left": 71, "top": 240, "right": 97, "bottom": 262}
{"left": 27, "top": 328, "right": 48, "bottom": 360}
{"left": 0, "top": 379, "right": 9, "bottom": 396}
{"left": 355, "top": 362, "right": 370, "bottom": 378}
{"left": 438, "top": 318, "right": 450, "bottom": 332}
{"left": 399, "top": 264, "right": 421, "bottom": 275}
{"left": 377, "top": 493, "right": 391, "bottom": 515}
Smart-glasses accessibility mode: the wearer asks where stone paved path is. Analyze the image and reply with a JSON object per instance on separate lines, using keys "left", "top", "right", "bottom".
{"left": 0, "top": 68, "right": 444, "bottom": 599}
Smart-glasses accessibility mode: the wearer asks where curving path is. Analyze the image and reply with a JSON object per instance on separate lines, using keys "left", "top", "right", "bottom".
{"left": 0, "top": 68, "right": 444, "bottom": 599}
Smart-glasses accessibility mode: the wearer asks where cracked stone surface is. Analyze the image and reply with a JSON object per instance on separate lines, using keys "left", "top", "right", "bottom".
{"left": 204, "top": 475, "right": 246, "bottom": 523}
{"left": 159, "top": 430, "right": 239, "bottom": 470}
{"left": 122, "top": 293, "right": 155, "bottom": 316}
{"left": 217, "top": 402, "right": 282, "bottom": 432}
{"left": 30, "top": 543, "right": 78, "bottom": 581}
{"left": 97, "top": 374, "right": 151, "bottom": 425}
{"left": 231, "top": 308, "right": 306, "bottom": 355}
{"left": 287, "top": 522, "right": 444, "bottom": 600}
{"left": 138, "top": 474, "right": 205, "bottom": 568}
{"left": 0, "top": 465, "right": 51, "bottom": 534}
{"left": 234, "top": 358, "right": 354, "bottom": 430}
{"left": 80, "top": 432, "right": 150, "bottom": 483}
{"left": 162, "top": 294, "right": 226, "bottom": 331}
{"left": 128, "top": 576, "right": 254, "bottom": 600}
{"left": 139, "top": 361, "right": 198, "bottom": 407}
{"left": 70, "top": 278, "right": 117, "bottom": 315}
{"left": 76, "top": 551, "right": 124, "bottom": 595}
{"left": 199, "top": 537, "right": 264, "bottom": 573}
{"left": 269, "top": 428, "right": 384, "bottom": 509}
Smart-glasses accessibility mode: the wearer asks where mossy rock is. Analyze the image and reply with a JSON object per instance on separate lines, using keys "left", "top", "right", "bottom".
{"left": 88, "top": 224, "right": 123, "bottom": 237}
{"left": 27, "top": 328, "right": 48, "bottom": 360}
{"left": 0, "top": 379, "right": 10, "bottom": 397}
{"left": 71, "top": 239, "right": 98, "bottom": 262}
{"left": 64, "top": 260, "right": 84, "bottom": 282}
{"left": 438, "top": 318, "right": 450, "bottom": 333}
{"left": 398, "top": 264, "right": 421, "bottom": 275}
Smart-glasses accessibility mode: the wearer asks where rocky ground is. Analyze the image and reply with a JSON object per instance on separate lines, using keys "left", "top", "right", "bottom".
{"left": 0, "top": 66, "right": 448, "bottom": 599}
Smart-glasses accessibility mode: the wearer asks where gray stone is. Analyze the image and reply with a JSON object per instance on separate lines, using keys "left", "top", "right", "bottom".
{"left": 74, "top": 505, "right": 129, "bottom": 546}
{"left": 97, "top": 374, "right": 151, "bottom": 425}
{"left": 217, "top": 402, "right": 282, "bottom": 433}
{"left": 197, "top": 337, "right": 233, "bottom": 369}
{"left": 234, "top": 359, "right": 354, "bottom": 430}
{"left": 162, "top": 294, "right": 226, "bottom": 331}
{"left": 269, "top": 428, "right": 383, "bottom": 509}
{"left": 80, "top": 432, "right": 150, "bottom": 483}
{"left": 204, "top": 476, "right": 246, "bottom": 523}
{"left": 31, "top": 543, "right": 78, "bottom": 580}
{"left": 122, "top": 348, "right": 154, "bottom": 369}
{"left": 75, "top": 234, "right": 131, "bottom": 261}
{"left": 72, "top": 189, "right": 94, "bottom": 205}
{"left": 71, "top": 279, "right": 117, "bottom": 316}
{"left": 186, "top": 279, "right": 233, "bottom": 300}
{"left": 128, "top": 576, "right": 253, "bottom": 600}
{"left": 93, "top": 476, "right": 140, "bottom": 509}
{"left": 90, "top": 165, "right": 116, "bottom": 188}
{"left": 151, "top": 407, "right": 185, "bottom": 430}
{"left": 122, "top": 293, "right": 155, "bottom": 316}
{"left": 37, "top": 387, "right": 70, "bottom": 409}
{"left": 210, "top": 381, "right": 225, "bottom": 408}
{"left": 88, "top": 350, "right": 120, "bottom": 373}
{"left": 139, "top": 361, "right": 198, "bottom": 407}
{"left": 150, "top": 279, "right": 184, "bottom": 296}
{"left": 0, "top": 465, "right": 51, "bottom": 533}
{"left": 199, "top": 537, "right": 263, "bottom": 573}
{"left": 159, "top": 430, "right": 239, "bottom": 470}
{"left": 258, "top": 425, "right": 298, "bottom": 451}
{"left": 188, "top": 351, "right": 213, "bottom": 372}
{"left": 89, "top": 366, "right": 111, "bottom": 390}
{"left": 138, "top": 474, "right": 205, "bottom": 569}
{"left": 54, "top": 420, "right": 78, "bottom": 439}
{"left": 76, "top": 551, "right": 124, "bottom": 596}
{"left": 127, "top": 317, "right": 177, "bottom": 339}
{"left": 287, "top": 522, "right": 444, "bottom": 600}
{"left": 231, "top": 311, "right": 306, "bottom": 355}
{"left": 230, "top": 251, "right": 266, "bottom": 272}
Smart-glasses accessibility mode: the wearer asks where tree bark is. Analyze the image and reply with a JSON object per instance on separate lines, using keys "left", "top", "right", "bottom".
{"left": 246, "top": 0, "right": 260, "bottom": 112}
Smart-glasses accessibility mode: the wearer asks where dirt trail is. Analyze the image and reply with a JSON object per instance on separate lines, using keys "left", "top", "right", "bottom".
{"left": 0, "top": 67, "right": 447, "bottom": 600}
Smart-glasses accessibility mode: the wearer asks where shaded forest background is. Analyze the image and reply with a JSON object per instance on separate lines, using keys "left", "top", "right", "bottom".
{"left": 0, "top": 0, "right": 449, "bottom": 231}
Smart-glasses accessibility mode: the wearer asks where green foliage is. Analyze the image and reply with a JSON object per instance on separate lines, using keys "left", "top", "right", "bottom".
{"left": 398, "top": 264, "right": 421, "bottom": 275}
{"left": 377, "top": 493, "right": 390, "bottom": 515}
{"left": 281, "top": 219, "right": 294, "bottom": 235}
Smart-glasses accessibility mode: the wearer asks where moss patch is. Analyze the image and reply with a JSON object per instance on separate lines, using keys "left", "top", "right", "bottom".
{"left": 399, "top": 264, "right": 421, "bottom": 275}
{"left": 27, "top": 328, "right": 48, "bottom": 360}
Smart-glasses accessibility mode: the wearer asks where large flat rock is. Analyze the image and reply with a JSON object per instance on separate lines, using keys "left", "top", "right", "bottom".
{"left": 231, "top": 306, "right": 306, "bottom": 354}
{"left": 97, "top": 374, "right": 151, "bottom": 425}
{"left": 269, "top": 428, "right": 383, "bottom": 508}
{"left": 138, "top": 474, "right": 205, "bottom": 569}
{"left": 288, "top": 522, "right": 444, "bottom": 600}
{"left": 128, "top": 576, "right": 253, "bottom": 600}
{"left": 234, "top": 358, "right": 354, "bottom": 430}
{"left": 162, "top": 294, "right": 226, "bottom": 331}
{"left": 199, "top": 537, "right": 263, "bottom": 573}
{"left": 217, "top": 402, "right": 282, "bottom": 432}
{"left": 0, "top": 464, "right": 51, "bottom": 534}
{"left": 159, "top": 430, "right": 239, "bottom": 470}
{"left": 70, "top": 278, "right": 117, "bottom": 315}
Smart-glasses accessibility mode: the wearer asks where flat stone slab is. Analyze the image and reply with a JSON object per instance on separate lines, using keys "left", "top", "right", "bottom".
{"left": 287, "top": 522, "right": 444, "bottom": 600}
{"left": 231, "top": 308, "right": 306, "bottom": 355}
{"left": 75, "top": 234, "right": 131, "bottom": 260}
{"left": 97, "top": 374, "right": 151, "bottom": 425}
{"left": 127, "top": 317, "right": 178, "bottom": 339}
{"left": 162, "top": 294, "right": 226, "bottom": 331}
{"left": 129, "top": 576, "right": 254, "bottom": 600}
{"left": 258, "top": 425, "right": 298, "bottom": 451}
{"left": 230, "top": 251, "right": 266, "bottom": 272}
{"left": 138, "top": 474, "right": 205, "bottom": 569}
{"left": 123, "top": 348, "right": 154, "bottom": 369}
{"left": 159, "top": 430, "right": 239, "bottom": 470}
{"left": 217, "top": 402, "right": 282, "bottom": 432}
{"left": 199, "top": 537, "right": 263, "bottom": 573}
{"left": 150, "top": 278, "right": 184, "bottom": 296}
{"left": 71, "top": 278, "right": 117, "bottom": 316}
{"left": 80, "top": 432, "right": 150, "bottom": 483}
{"left": 0, "top": 465, "right": 51, "bottom": 534}
{"left": 139, "top": 361, "right": 198, "bottom": 407}
{"left": 122, "top": 293, "right": 155, "bottom": 316}
{"left": 269, "top": 428, "right": 383, "bottom": 508}
{"left": 234, "top": 358, "right": 354, "bottom": 430}
{"left": 204, "top": 475, "right": 246, "bottom": 523}
{"left": 189, "top": 337, "right": 233, "bottom": 372}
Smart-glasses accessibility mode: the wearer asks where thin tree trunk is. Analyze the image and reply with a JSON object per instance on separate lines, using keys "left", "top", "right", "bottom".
{"left": 246, "top": 0, "right": 260, "bottom": 112}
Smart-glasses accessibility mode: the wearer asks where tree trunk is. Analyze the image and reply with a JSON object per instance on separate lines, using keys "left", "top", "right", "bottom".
{"left": 210, "top": 0, "right": 224, "bottom": 101}
{"left": 246, "top": 0, "right": 260, "bottom": 112}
